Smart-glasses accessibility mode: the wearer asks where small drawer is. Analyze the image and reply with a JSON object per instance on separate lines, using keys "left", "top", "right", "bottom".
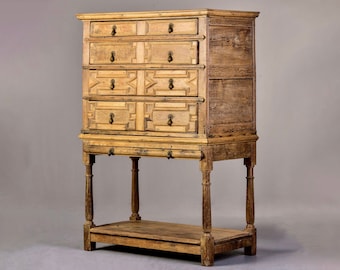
{"left": 144, "top": 41, "right": 198, "bottom": 64}
{"left": 144, "top": 102, "right": 197, "bottom": 133}
{"left": 145, "top": 19, "right": 198, "bottom": 35}
{"left": 86, "top": 101, "right": 136, "bottom": 131}
{"left": 90, "top": 21, "right": 137, "bottom": 37}
{"left": 87, "top": 70, "right": 137, "bottom": 96}
{"left": 144, "top": 70, "right": 198, "bottom": 96}
{"left": 89, "top": 42, "right": 137, "bottom": 64}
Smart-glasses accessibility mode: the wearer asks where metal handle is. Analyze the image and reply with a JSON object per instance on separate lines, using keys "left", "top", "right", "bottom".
{"left": 110, "top": 79, "right": 115, "bottom": 90}
{"left": 110, "top": 51, "right": 115, "bottom": 62}
{"left": 167, "top": 114, "right": 173, "bottom": 126}
{"left": 109, "top": 113, "right": 115, "bottom": 124}
{"left": 168, "top": 79, "right": 174, "bottom": 90}
{"left": 108, "top": 148, "right": 115, "bottom": 156}
{"left": 168, "top": 23, "right": 174, "bottom": 33}
{"left": 168, "top": 51, "right": 173, "bottom": 63}
{"left": 167, "top": 150, "right": 174, "bottom": 159}
{"left": 111, "top": 25, "right": 117, "bottom": 36}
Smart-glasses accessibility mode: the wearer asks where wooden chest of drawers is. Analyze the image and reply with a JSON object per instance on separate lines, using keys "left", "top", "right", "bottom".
{"left": 77, "top": 9, "right": 259, "bottom": 266}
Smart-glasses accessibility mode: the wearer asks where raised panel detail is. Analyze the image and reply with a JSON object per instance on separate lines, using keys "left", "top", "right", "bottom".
{"left": 144, "top": 70, "right": 198, "bottom": 96}
{"left": 90, "top": 21, "right": 137, "bottom": 37}
{"left": 89, "top": 42, "right": 137, "bottom": 64}
{"left": 144, "top": 42, "right": 198, "bottom": 64}
{"left": 88, "top": 70, "right": 137, "bottom": 96}
{"left": 87, "top": 101, "right": 136, "bottom": 131}
{"left": 144, "top": 102, "right": 197, "bottom": 133}
{"left": 145, "top": 19, "right": 197, "bottom": 35}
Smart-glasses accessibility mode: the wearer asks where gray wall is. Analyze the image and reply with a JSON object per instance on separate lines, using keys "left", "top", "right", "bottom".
{"left": 1, "top": 0, "right": 339, "bottom": 252}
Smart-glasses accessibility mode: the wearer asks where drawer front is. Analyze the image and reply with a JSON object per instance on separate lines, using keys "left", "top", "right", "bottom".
{"left": 87, "top": 101, "right": 136, "bottom": 131}
{"left": 89, "top": 42, "right": 137, "bottom": 64}
{"left": 145, "top": 19, "right": 198, "bottom": 35}
{"left": 144, "top": 102, "right": 197, "bottom": 133}
{"left": 144, "top": 70, "right": 198, "bottom": 96}
{"left": 144, "top": 41, "right": 198, "bottom": 64}
{"left": 90, "top": 21, "right": 137, "bottom": 37}
{"left": 88, "top": 70, "right": 137, "bottom": 96}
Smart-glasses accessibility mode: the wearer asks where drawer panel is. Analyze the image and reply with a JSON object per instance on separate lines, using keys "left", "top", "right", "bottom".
{"left": 87, "top": 70, "right": 137, "bottom": 96}
{"left": 87, "top": 101, "right": 136, "bottom": 131}
{"left": 89, "top": 42, "right": 137, "bottom": 64}
{"left": 145, "top": 70, "right": 198, "bottom": 96}
{"left": 90, "top": 21, "right": 137, "bottom": 37}
{"left": 145, "top": 102, "right": 197, "bottom": 133}
{"left": 144, "top": 41, "right": 198, "bottom": 64}
{"left": 145, "top": 19, "right": 198, "bottom": 35}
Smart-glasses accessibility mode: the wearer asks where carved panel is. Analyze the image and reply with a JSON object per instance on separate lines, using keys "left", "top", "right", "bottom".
{"left": 87, "top": 101, "right": 136, "bottom": 131}
{"left": 89, "top": 42, "right": 137, "bottom": 64}
{"left": 88, "top": 70, "right": 137, "bottom": 96}
{"left": 144, "top": 102, "right": 197, "bottom": 133}
{"left": 144, "top": 42, "right": 198, "bottom": 64}
{"left": 144, "top": 70, "right": 198, "bottom": 96}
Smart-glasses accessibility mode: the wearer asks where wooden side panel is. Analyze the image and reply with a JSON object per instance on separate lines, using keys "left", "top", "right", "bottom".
{"left": 208, "top": 22, "right": 253, "bottom": 78}
{"left": 207, "top": 79, "right": 254, "bottom": 135}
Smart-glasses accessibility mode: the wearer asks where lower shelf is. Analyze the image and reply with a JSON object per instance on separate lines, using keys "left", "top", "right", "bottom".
{"left": 89, "top": 220, "right": 253, "bottom": 255}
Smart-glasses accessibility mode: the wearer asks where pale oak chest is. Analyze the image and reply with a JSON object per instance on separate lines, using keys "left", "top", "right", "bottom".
{"left": 77, "top": 9, "right": 259, "bottom": 266}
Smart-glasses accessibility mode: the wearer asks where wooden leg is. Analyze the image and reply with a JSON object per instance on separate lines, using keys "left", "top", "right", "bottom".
{"left": 200, "top": 152, "right": 215, "bottom": 266}
{"left": 244, "top": 157, "right": 256, "bottom": 255}
{"left": 130, "top": 157, "right": 141, "bottom": 221}
{"left": 83, "top": 153, "right": 96, "bottom": 251}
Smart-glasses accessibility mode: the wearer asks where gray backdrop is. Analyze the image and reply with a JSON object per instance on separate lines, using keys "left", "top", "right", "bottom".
{"left": 1, "top": 0, "right": 339, "bottom": 269}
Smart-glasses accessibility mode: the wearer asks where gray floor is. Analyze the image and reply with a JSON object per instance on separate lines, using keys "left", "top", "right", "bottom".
{"left": 1, "top": 202, "right": 339, "bottom": 269}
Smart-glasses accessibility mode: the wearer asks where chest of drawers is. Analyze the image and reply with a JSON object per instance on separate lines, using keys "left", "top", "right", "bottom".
{"left": 77, "top": 9, "right": 259, "bottom": 266}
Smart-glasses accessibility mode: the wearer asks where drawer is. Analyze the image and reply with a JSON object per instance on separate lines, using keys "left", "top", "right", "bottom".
{"left": 90, "top": 21, "right": 137, "bottom": 37}
{"left": 144, "top": 102, "right": 197, "bottom": 133}
{"left": 86, "top": 101, "right": 136, "bottom": 131}
{"left": 87, "top": 70, "right": 137, "bottom": 96}
{"left": 89, "top": 42, "right": 137, "bottom": 64}
{"left": 144, "top": 41, "right": 198, "bottom": 64}
{"left": 145, "top": 19, "right": 198, "bottom": 35}
{"left": 144, "top": 70, "right": 198, "bottom": 96}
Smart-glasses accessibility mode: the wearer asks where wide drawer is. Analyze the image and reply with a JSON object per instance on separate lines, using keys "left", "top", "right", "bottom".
{"left": 89, "top": 19, "right": 197, "bottom": 37}
{"left": 87, "top": 70, "right": 137, "bottom": 96}
{"left": 144, "top": 102, "right": 197, "bottom": 133}
{"left": 86, "top": 101, "right": 136, "bottom": 131}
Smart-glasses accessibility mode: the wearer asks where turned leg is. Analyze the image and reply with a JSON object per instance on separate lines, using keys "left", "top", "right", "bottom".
{"left": 83, "top": 153, "right": 96, "bottom": 251}
{"left": 200, "top": 152, "right": 215, "bottom": 266}
{"left": 244, "top": 157, "right": 256, "bottom": 255}
{"left": 129, "top": 157, "right": 141, "bottom": 221}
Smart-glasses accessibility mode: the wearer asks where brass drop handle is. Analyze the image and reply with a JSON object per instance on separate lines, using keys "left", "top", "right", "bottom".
{"left": 167, "top": 114, "right": 173, "bottom": 126}
{"left": 168, "top": 78, "right": 174, "bottom": 90}
{"left": 110, "top": 51, "right": 115, "bottom": 62}
{"left": 109, "top": 113, "right": 115, "bottom": 124}
{"left": 168, "top": 51, "right": 173, "bottom": 63}
{"left": 168, "top": 23, "right": 174, "bottom": 33}
{"left": 110, "top": 79, "right": 115, "bottom": 90}
{"left": 111, "top": 25, "right": 117, "bottom": 36}
{"left": 108, "top": 148, "right": 115, "bottom": 156}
